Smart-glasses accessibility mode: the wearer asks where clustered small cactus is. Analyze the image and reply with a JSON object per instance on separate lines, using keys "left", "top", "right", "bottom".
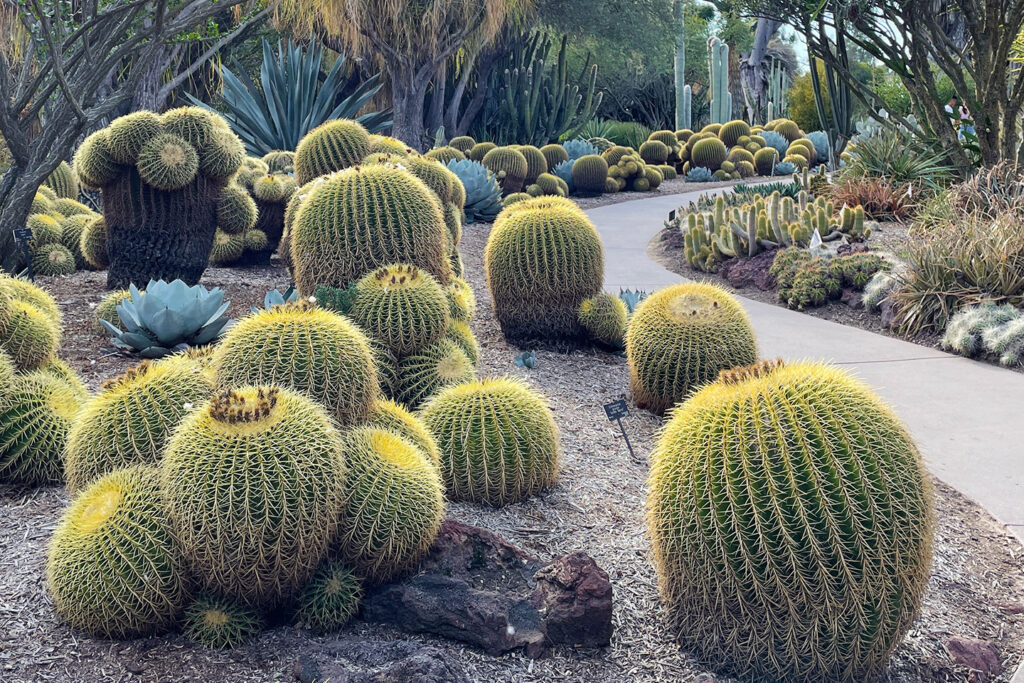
{"left": 941, "top": 302, "right": 1024, "bottom": 366}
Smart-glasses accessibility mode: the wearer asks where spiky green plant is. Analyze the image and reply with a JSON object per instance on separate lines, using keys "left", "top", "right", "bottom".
{"left": 368, "top": 134, "right": 411, "bottom": 156}
{"left": 332, "top": 427, "right": 445, "bottom": 584}
{"left": 571, "top": 155, "right": 609, "bottom": 196}
{"left": 289, "top": 164, "right": 451, "bottom": 295}
{"left": 135, "top": 134, "right": 200, "bottom": 190}
{"left": 469, "top": 141, "right": 497, "bottom": 162}
{"left": 639, "top": 140, "right": 669, "bottom": 165}
{"left": 446, "top": 277, "right": 476, "bottom": 322}
{"left": 0, "top": 368, "right": 86, "bottom": 484}
{"left": 105, "top": 111, "right": 163, "bottom": 164}
{"left": 44, "top": 161, "right": 80, "bottom": 199}
{"left": 60, "top": 214, "right": 92, "bottom": 270}
{"left": 446, "top": 319, "right": 479, "bottom": 364}
{"left": 0, "top": 296, "right": 60, "bottom": 371}
{"left": 208, "top": 230, "right": 245, "bottom": 265}
{"left": 717, "top": 120, "right": 751, "bottom": 147}
{"left": 79, "top": 215, "right": 109, "bottom": 270}
{"left": 263, "top": 150, "right": 296, "bottom": 173}
{"left": 72, "top": 130, "right": 121, "bottom": 189}
{"left": 647, "top": 359, "right": 933, "bottom": 682}
{"left": 482, "top": 147, "right": 529, "bottom": 195}
{"left": 484, "top": 202, "right": 603, "bottom": 343}
{"left": 46, "top": 466, "right": 191, "bottom": 638}
{"left": 293, "top": 119, "right": 371, "bottom": 184}
{"left": 368, "top": 398, "right": 440, "bottom": 467}
{"left": 216, "top": 183, "right": 258, "bottom": 235}
{"left": 396, "top": 338, "right": 475, "bottom": 409}
{"left": 690, "top": 138, "right": 727, "bottom": 171}
{"left": 517, "top": 145, "right": 548, "bottom": 184}
{"left": 449, "top": 136, "right": 476, "bottom": 152}
{"left": 295, "top": 560, "right": 364, "bottom": 633}
{"left": 540, "top": 143, "right": 570, "bottom": 170}
{"left": 163, "top": 386, "right": 345, "bottom": 608}
{"left": 199, "top": 125, "right": 247, "bottom": 179}
{"left": 626, "top": 283, "right": 757, "bottom": 414}
{"left": 422, "top": 377, "right": 560, "bottom": 505}
{"left": 351, "top": 264, "right": 450, "bottom": 357}
{"left": 941, "top": 303, "right": 1020, "bottom": 358}
{"left": 31, "top": 243, "right": 76, "bottom": 276}
{"left": 181, "top": 594, "right": 262, "bottom": 648}
{"left": 26, "top": 213, "right": 62, "bottom": 246}
{"left": 65, "top": 360, "right": 213, "bottom": 493}
{"left": 425, "top": 146, "right": 466, "bottom": 164}
{"left": 578, "top": 292, "right": 628, "bottom": 346}
{"left": 212, "top": 303, "right": 378, "bottom": 426}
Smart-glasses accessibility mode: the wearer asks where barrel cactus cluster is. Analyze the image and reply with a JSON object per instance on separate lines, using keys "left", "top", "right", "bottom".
{"left": 46, "top": 297, "right": 448, "bottom": 647}
{"left": 18, "top": 176, "right": 100, "bottom": 276}
{"left": 213, "top": 156, "right": 298, "bottom": 267}
{"left": 0, "top": 276, "right": 87, "bottom": 485}
{"left": 647, "top": 359, "right": 933, "bottom": 681}
{"left": 73, "top": 106, "right": 248, "bottom": 288}
{"left": 670, "top": 118, "right": 816, "bottom": 179}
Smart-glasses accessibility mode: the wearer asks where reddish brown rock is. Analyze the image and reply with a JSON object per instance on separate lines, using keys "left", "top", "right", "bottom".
{"left": 944, "top": 636, "right": 1002, "bottom": 679}
{"left": 719, "top": 249, "right": 778, "bottom": 291}
{"left": 362, "top": 520, "right": 613, "bottom": 657}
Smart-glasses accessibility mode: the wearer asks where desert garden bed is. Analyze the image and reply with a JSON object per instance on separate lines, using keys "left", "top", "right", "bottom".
{"left": 2, "top": 223, "right": 1023, "bottom": 682}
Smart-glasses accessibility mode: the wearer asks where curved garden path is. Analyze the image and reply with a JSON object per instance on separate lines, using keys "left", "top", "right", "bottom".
{"left": 586, "top": 190, "right": 1024, "bottom": 545}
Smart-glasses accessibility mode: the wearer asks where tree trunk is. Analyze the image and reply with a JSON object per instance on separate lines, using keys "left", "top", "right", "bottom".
{"left": 740, "top": 18, "right": 781, "bottom": 123}
{"left": 390, "top": 71, "right": 430, "bottom": 151}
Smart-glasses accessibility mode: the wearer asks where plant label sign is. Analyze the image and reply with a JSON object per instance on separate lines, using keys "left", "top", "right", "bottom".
{"left": 14, "top": 228, "right": 33, "bottom": 243}
{"left": 14, "top": 228, "right": 34, "bottom": 281}
{"left": 603, "top": 399, "right": 629, "bottom": 421}
{"left": 603, "top": 399, "right": 635, "bottom": 459}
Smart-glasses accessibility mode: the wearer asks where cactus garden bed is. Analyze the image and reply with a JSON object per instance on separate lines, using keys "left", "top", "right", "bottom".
{"left": 0, "top": 227, "right": 1023, "bottom": 681}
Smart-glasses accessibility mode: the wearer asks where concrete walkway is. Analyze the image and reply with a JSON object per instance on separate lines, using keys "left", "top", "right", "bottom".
{"left": 588, "top": 189, "right": 1024, "bottom": 543}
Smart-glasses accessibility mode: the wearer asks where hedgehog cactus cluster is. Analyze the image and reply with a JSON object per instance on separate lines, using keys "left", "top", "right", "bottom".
{"left": 647, "top": 359, "right": 933, "bottom": 681}
{"left": 73, "top": 106, "right": 248, "bottom": 288}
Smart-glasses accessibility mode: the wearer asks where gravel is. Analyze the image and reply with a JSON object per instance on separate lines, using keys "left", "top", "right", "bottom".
{"left": 1, "top": 224, "right": 1022, "bottom": 682}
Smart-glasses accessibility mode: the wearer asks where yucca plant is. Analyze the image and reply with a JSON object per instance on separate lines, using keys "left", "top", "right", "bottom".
{"left": 843, "top": 128, "right": 954, "bottom": 190}
{"left": 101, "top": 280, "right": 230, "bottom": 358}
{"left": 188, "top": 40, "right": 391, "bottom": 155}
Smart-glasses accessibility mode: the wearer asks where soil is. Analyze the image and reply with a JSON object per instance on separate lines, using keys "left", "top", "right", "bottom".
{"left": 2, "top": 227, "right": 1023, "bottom": 682}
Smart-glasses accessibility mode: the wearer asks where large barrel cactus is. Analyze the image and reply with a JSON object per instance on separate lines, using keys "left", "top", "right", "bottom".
{"left": 294, "top": 119, "right": 371, "bottom": 184}
{"left": 482, "top": 147, "right": 528, "bottom": 195}
{"left": 162, "top": 386, "right": 346, "bottom": 608}
{"left": 74, "top": 107, "right": 246, "bottom": 288}
{"left": 689, "top": 137, "right": 728, "bottom": 171}
{"left": 350, "top": 264, "right": 450, "bottom": 357}
{"left": 626, "top": 283, "right": 757, "bottom": 414}
{"left": 647, "top": 360, "right": 933, "bottom": 682}
{"left": 484, "top": 201, "right": 604, "bottom": 343}
{"left": 332, "top": 427, "right": 445, "bottom": 584}
{"left": 65, "top": 359, "right": 214, "bottom": 493}
{"left": 212, "top": 303, "right": 378, "bottom": 426}
{"left": 571, "top": 154, "right": 609, "bottom": 196}
{"left": 46, "top": 466, "right": 191, "bottom": 638}
{"left": 421, "top": 377, "right": 560, "bottom": 505}
{"left": 289, "top": 164, "right": 451, "bottom": 295}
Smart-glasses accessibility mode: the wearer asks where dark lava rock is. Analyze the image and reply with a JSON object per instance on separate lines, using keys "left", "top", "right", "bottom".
{"left": 840, "top": 288, "right": 863, "bottom": 309}
{"left": 719, "top": 249, "right": 778, "bottom": 291}
{"left": 362, "top": 520, "right": 612, "bottom": 657}
{"left": 944, "top": 637, "right": 1002, "bottom": 680}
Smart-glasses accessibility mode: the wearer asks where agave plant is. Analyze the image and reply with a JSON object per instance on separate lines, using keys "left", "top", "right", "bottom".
{"left": 188, "top": 39, "right": 391, "bottom": 155}
{"left": 101, "top": 280, "right": 230, "bottom": 358}
{"left": 562, "top": 138, "right": 599, "bottom": 161}
{"left": 250, "top": 286, "right": 299, "bottom": 314}
{"left": 618, "top": 289, "right": 648, "bottom": 314}
{"left": 552, "top": 159, "right": 575, "bottom": 193}
{"left": 446, "top": 159, "right": 502, "bottom": 223}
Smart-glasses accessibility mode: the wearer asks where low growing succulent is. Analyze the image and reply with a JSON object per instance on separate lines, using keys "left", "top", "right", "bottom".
{"left": 250, "top": 286, "right": 299, "bottom": 313}
{"left": 101, "top": 280, "right": 230, "bottom": 358}
{"left": 445, "top": 159, "right": 502, "bottom": 223}
{"left": 684, "top": 167, "right": 714, "bottom": 183}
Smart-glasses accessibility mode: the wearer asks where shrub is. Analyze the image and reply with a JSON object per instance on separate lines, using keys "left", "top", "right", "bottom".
{"left": 289, "top": 164, "right": 451, "bottom": 294}
{"left": 647, "top": 359, "right": 932, "bottom": 681}
{"left": 162, "top": 387, "right": 345, "bottom": 608}
{"left": 212, "top": 303, "right": 378, "bottom": 426}
{"left": 484, "top": 201, "right": 604, "bottom": 343}
{"left": 828, "top": 177, "right": 914, "bottom": 220}
{"left": 332, "top": 427, "right": 445, "bottom": 583}
{"left": 422, "top": 377, "right": 560, "bottom": 506}
{"left": 626, "top": 283, "right": 757, "bottom": 414}
{"left": 843, "top": 128, "right": 954, "bottom": 189}
{"left": 47, "top": 466, "right": 191, "bottom": 638}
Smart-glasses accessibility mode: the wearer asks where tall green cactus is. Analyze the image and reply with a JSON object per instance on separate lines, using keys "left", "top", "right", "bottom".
{"left": 674, "top": 3, "right": 690, "bottom": 131}
{"left": 767, "top": 58, "right": 789, "bottom": 123}
{"left": 709, "top": 38, "right": 731, "bottom": 124}
{"left": 484, "top": 32, "right": 603, "bottom": 146}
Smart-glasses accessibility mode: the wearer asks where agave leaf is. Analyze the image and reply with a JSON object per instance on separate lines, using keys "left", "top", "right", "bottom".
{"left": 115, "top": 301, "right": 141, "bottom": 332}
{"left": 100, "top": 319, "right": 124, "bottom": 336}
{"left": 139, "top": 346, "right": 171, "bottom": 359}
{"left": 118, "top": 330, "right": 158, "bottom": 351}
{"left": 148, "top": 308, "right": 189, "bottom": 345}
{"left": 191, "top": 317, "right": 230, "bottom": 345}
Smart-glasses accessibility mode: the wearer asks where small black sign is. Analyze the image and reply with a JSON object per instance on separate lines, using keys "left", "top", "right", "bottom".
{"left": 14, "top": 227, "right": 33, "bottom": 242}
{"left": 668, "top": 209, "right": 676, "bottom": 222}
{"left": 603, "top": 399, "right": 629, "bottom": 421}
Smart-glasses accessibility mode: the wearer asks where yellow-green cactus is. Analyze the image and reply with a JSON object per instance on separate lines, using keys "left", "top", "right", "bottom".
{"left": 396, "top": 338, "right": 475, "bottom": 409}
{"left": 162, "top": 386, "right": 346, "bottom": 608}
{"left": 647, "top": 360, "right": 933, "bottom": 682}
{"left": 351, "top": 264, "right": 450, "bottom": 357}
{"left": 332, "top": 427, "right": 445, "bottom": 584}
{"left": 212, "top": 303, "right": 378, "bottom": 426}
{"left": 135, "top": 134, "right": 199, "bottom": 190}
{"left": 295, "top": 560, "right": 363, "bottom": 633}
{"left": 181, "top": 594, "right": 262, "bottom": 649}
{"left": 368, "top": 398, "right": 441, "bottom": 467}
{"left": 578, "top": 292, "right": 628, "bottom": 346}
{"left": 46, "top": 466, "right": 192, "bottom": 638}
{"left": 294, "top": 119, "right": 371, "bottom": 184}
{"left": 626, "top": 283, "right": 757, "bottom": 414}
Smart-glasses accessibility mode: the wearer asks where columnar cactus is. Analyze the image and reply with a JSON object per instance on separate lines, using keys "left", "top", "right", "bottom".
{"left": 647, "top": 359, "right": 933, "bottom": 681}
{"left": 626, "top": 283, "right": 757, "bottom": 414}
{"left": 46, "top": 466, "right": 192, "bottom": 638}
{"left": 74, "top": 107, "right": 247, "bottom": 288}
{"left": 484, "top": 201, "right": 604, "bottom": 343}
{"left": 162, "top": 386, "right": 346, "bottom": 608}
{"left": 421, "top": 377, "right": 560, "bottom": 505}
